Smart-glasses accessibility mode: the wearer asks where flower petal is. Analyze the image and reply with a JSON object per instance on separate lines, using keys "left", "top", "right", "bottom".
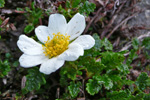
{"left": 66, "top": 13, "right": 85, "bottom": 40}
{"left": 35, "top": 26, "right": 52, "bottom": 43}
{"left": 19, "top": 54, "right": 48, "bottom": 68}
{"left": 72, "top": 35, "right": 95, "bottom": 50}
{"left": 17, "top": 35, "right": 43, "bottom": 55}
{"left": 58, "top": 43, "right": 84, "bottom": 61}
{"left": 48, "top": 14, "right": 67, "bottom": 35}
{"left": 39, "top": 57, "right": 65, "bottom": 75}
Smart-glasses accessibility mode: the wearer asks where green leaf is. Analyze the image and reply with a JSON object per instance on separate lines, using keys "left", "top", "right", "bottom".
{"left": 66, "top": 0, "right": 70, "bottom": 8}
{"left": 130, "top": 92, "right": 144, "bottom": 100}
{"left": 127, "top": 49, "right": 138, "bottom": 65}
{"left": 79, "top": 56, "right": 105, "bottom": 75}
{"left": 92, "top": 33, "right": 102, "bottom": 51}
{"left": 135, "top": 72, "right": 149, "bottom": 91}
{"left": 60, "top": 62, "right": 78, "bottom": 80}
{"left": 68, "top": 82, "right": 81, "bottom": 98}
{"left": 116, "top": 64, "right": 129, "bottom": 74}
{"left": 25, "top": 7, "right": 32, "bottom": 12}
{"left": 79, "top": 1, "right": 96, "bottom": 15}
{"left": 86, "top": 78, "right": 102, "bottom": 95}
{"left": 102, "top": 38, "right": 113, "bottom": 51}
{"left": 101, "top": 51, "right": 125, "bottom": 69}
{"left": 23, "top": 68, "right": 46, "bottom": 92}
{"left": 5, "top": 53, "right": 11, "bottom": 58}
{"left": 16, "top": 7, "right": 24, "bottom": 11}
{"left": 108, "top": 75, "right": 121, "bottom": 82}
{"left": 144, "top": 93, "right": 150, "bottom": 100}
{"left": 94, "top": 75, "right": 113, "bottom": 90}
{"left": 12, "top": 61, "right": 19, "bottom": 67}
{"left": 106, "top": 90, "right": 129, "bottom": 100}
{"left": 72, "top": 0, "right": 81, "bottom": 8}
{"left": 24, "top": 24, "right": 34, "bottom": 34}
{"left": 142, "top": 37, "right": 150, "bottom": 49}
{"left": 0, "top": 0, "right": 5, "bottom": 8}
{"left": 0, "top": 18, "right": 2, "bottom": 25}
{"left": 132, "top": 38, "right": 139, "bottom": 50}
{"left": 0, "top": 60, "right": 10, "bottom": 78}
{"left": 31, "top": 2, "right": 35, "bottom": 10}
{"left": 60, "top": 75, "right": 68, "bottom": 87}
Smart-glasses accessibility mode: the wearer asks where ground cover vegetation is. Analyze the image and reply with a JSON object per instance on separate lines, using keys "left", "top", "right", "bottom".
{"left": 0, "top": 0, "right": 150, "bottom": 99}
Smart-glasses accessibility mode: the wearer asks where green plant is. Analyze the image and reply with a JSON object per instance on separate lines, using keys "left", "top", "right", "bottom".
{"left": 22, "top": 68, "right": 46, "bottom": 94}
{"left": 0, "top": 0, "right": 5, "bottom": 8}
{"left": 17, "top": 2, "right": 43, "bottom": 34}
{"left": 0, "top": 60, "right": 10, "bottom": 78}
{"left": 58, "top": 0, "right": 96, "bottom": 19}
{"left": 57, "top": 33, "right": 150, "bottom": 99}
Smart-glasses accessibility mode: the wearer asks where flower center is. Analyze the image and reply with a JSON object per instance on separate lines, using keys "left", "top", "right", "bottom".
{"left": 42, "top": 32, "right": 70, "bottom": 58}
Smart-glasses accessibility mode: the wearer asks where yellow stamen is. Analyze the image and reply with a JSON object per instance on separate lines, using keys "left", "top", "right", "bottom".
{"left": 42, "top": 32, "right": 70, "bottom": 58}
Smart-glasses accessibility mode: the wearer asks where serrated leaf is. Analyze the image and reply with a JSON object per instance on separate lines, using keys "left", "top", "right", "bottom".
{"left": 0, "top": 60, "right": 10, "bottom": 78}
{"left": 68, "top": 82, "right": 81, "bottom": 98}
{"left": 106, "top": 90, "right": 129, "bottom": 100}
{"left": 80, "top": 56, "right": 105, "bottom": 74}
{"left": 102, "top": 38, "right": 113, "bottom": 51}
{"left": 142, "top": 37, "right": 150, "bottom": 49}
{"left": 92, "top": 33, "right": 102, "bottom": 51}
{"left": 79, "top": 1, "right": 96, "bottom": 15}
{"left": 86, "top": 79, "right": 102, "bottom": 95}
{"left": 144, "top": 93, "right": 150, "bottom": 100}
{"left": 101, "top": 52, "right": 125, "bottom": 69}
{"left": 72, "top": 0, "right": 81, "bottom": 8}
{"left": 60, "top": 75, "right": 68, "bottom": 87}
{"left": 60, "top": 62, "right": 78, "bottom": 80}
{"left": 82, "top": 33, "right": 102, "bottom": 57}
{"left": 116, "top": 64, "right": 129, "bottom": 74}
{"left": 130, "top": 92, "right": 144, "bottom": 100}
{"left": 25, "top": 7, "right": 32, "bottom": 12}
{"left": 24, "top": 25, "right": 34, "bottom": 34}
{"left": 122, "top": 79, "right": 134, "bottom": 85}
{"left": 135, "top": 72, "right": 149, "bottom": 91}
{"left": 127, "top": 49, "right": 138, "bottom": 65}
{"left": 94, "top": 75, "right": 113, "bottom": 90}
{"left": 132, "top": 38, "right": 139, "bottom": 50}
{"left": 24, "top": 68, "right": 46, "bottom": 92}
{"left": 0, "top": 0, "right": 5, "bottom": 8}
{"left": 108, "top": 75, "right": 121, "bottom": 82}
{"left": 31, "top": 2, "right": 35, "bottom": 10}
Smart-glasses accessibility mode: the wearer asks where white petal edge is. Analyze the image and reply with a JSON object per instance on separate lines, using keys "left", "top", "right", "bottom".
{"left": 58, "top": 43, "right": 84, "bottom": 61}
{"left": 19, "top": 54, "right": 48, "bottom": 68}
{"left": 48, "top": 14, "right": 67, "bottom": 35}
{"left": 39, "top": 57, "right": 65, "bottom": 75}
{"left": 35, "top": 26, "right": 52, "bottom": 43}
{"left": 71, "top": 35, "right": 95, "bottom": 50}
{"left": 66, "top": 13, "right": 85, "bottom": 41}
{"left": 17, "top": 35, "right": 43, "bottom": 55}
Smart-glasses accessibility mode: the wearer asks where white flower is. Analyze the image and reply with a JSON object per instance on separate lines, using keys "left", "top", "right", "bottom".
{"left": 17, "top": 13, "right": 95, "bottom": 75}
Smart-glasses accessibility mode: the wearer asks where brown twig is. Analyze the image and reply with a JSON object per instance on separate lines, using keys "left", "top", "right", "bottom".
{"left": 106, "top": 13, "right": 137, "bottom": 39}
{"left": 0, "top": 17, "right": 9, "bottom": 27}
{"left": 84, "top": 8, "right": 102, "bottom": 34}
{"left": 120, "top": 32, "right": 150, "bottom": 57}
{"left": 101, "top": 15, "right": 117, "bottom": 39}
